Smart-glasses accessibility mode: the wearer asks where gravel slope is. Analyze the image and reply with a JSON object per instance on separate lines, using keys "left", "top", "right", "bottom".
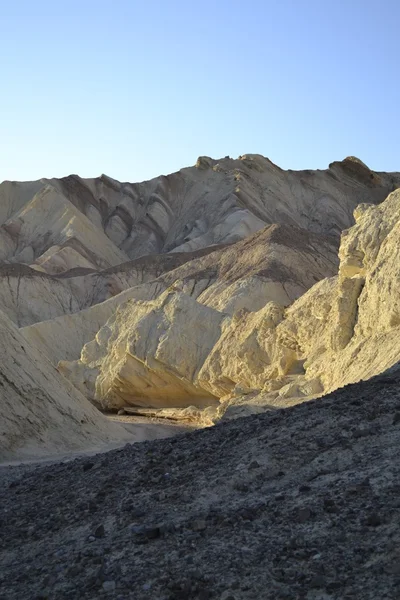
{"left": 1, "top": 371, "right": 400, "bottom": 599}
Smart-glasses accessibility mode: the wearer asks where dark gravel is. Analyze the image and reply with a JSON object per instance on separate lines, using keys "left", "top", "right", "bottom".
{"left": 1, "top": 371, "right": 400, "bottom": 599}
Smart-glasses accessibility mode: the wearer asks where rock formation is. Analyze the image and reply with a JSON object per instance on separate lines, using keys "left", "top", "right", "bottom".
{"left": 60, "top": 187, "right": 400, "bottom": 421}
{"left": 23, "top": 222, "right": 339, "bottom": 366}
{"left": 0, "top": 309, "right": 129, "bottom": 462}
{"left": 2, "top": 154, "right": 400, "bottom": 600}
{"left": 59, "top": 291, "right": 225, "bottom": 410}
{"left": 2, "top": 156, "right": 393, "bottom": 271}
{"left": 1, "top": 154, "right": 400, "bottom": 458}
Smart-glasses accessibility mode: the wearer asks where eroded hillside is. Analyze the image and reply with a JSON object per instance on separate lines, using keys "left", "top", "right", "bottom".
{"left": 0, "top": 154, "right": 400, "bottom": 459}
{"left": 59, "top": 188, "right": 400, "bottom": 423}
{"left": 0, "top": 154, "right": 398, "bottom": 328}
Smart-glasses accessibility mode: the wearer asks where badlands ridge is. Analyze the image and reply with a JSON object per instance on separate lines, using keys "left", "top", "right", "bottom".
{"left": 0, "top": 154, "right": 400, "bottom": 460}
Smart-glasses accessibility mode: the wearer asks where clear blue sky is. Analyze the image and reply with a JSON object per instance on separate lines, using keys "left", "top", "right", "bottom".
{"left": 1, "top": 0, "right": 399, "bottom": 182}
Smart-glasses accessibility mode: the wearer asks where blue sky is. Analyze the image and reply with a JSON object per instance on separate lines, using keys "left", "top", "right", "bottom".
{"left": 1, "top": 0, "right": 399, "bottom": 182}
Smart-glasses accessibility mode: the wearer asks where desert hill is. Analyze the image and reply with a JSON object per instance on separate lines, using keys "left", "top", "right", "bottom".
{"left": 0, "top": 155, "right": 397, "bottom": 274}
{"left": 0, "top": 154, "right": 397, "bottom": 329}
{"left": 0, "top": 154, "right": 399, "bottom": 459}
{"left": 59, "top": 187, "right": 400, "bottom": 424}
{"left": 1, "top": 154, "right": 400, "bottom": 600}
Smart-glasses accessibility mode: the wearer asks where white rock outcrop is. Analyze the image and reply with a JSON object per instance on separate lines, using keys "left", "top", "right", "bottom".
{"left": 59, "top": 291, "right": 226, "bottom": 409}
{"left": 0, "top": 155, "right": 397, "bottom": 329}
{"left": 2, "top": 155, "right": 400, "bottom": 460}
{"left": 60, "top": 189, "right": 400, "bottom": 419}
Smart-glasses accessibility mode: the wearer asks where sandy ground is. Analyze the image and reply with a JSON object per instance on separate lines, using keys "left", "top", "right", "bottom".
{"left": 0, "top": 414, "right": 197, "bottom": 468}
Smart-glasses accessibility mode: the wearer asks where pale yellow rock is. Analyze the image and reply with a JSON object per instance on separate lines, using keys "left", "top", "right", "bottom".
{"left": 21, "top": 281, "right": 166, "bottom": 364}
{"left": 0, "top": 309, "right": 129, "bottom": 462}
{"left": 59, "top": 291, "right": 226, "bottom": 409}
{"left": 1, "top": 155, "right": 397, "bottom": 278}
{"left": 223, "top": 189, "right": 400, "bottom": 414}
{"left": 4, "top": 185, "right": 128, "bottom": 269}
{"left": 61, "top": 189, "right": 400, "bottom": 422}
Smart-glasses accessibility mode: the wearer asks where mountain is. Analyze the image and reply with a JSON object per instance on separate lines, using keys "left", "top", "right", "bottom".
{"left": 2, "top": 154, "right": 400, "bottom": 599}
{"left": 60, "top": 186, "right": 400, "bottom": 423}
{"left": 0, "top": 154, "right": 400, "bottom": 460}
{"left": 0, "top": 154, "right": 398, "bottom": 329}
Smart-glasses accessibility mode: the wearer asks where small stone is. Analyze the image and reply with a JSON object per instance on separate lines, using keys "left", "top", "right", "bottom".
{"left": 159, "top": 522, "right": 176, "bottom": 535}
{"left": 326, "top": 581, "right": 342, "bottom": 592}
{"left": 323, "top": 498, "right": 339, "bottom": 513}
{"left": 102, "top": 580, "right": 116, "bottom": 592}
{"left": 220, "top": 592, "right": 237, "bottom": 600}
{"left": 310, "top": 573, "right": 325, "bottom": 588}
{"left": 299, "top": 484, "right": 311, "bottom": 493}
{"left": 94, "top": 524, "right": 105, "bottom": 538}
{"left": 192, "top": 519, "right": 207, "bottom": 531}
{"left": 142, "top": 583, "right": 151, "bottom": 591}
{"left": 88, "top": 536, "right": 95, "bottom": 542}
{"left": 233, "top": 481, "right": 249, "bottom": 492}
{"left": 248, "top": 460, "right": 260, "bottom": 470}
{"left": 117, "top": 408, "right": 126, "bottom": 415}
{"left": 393, "top": 412, "right": 400, "bottom": 425}
{"left": 353, "top": 428, "right": 370, "bottom": 439}
{"left": 121, "top": 500, "right": 133, "bottom": 512}
{"left": 131, "top": 524, "right": 145, "bottom": 534}
{"left": 132, "top": 525, "right": 161, "bottom": 541}
{"left": 297, "top": 507, "right": 312, "bottom": 523}
{"left": 145, "top": 526, "right": 161, "bottom": 539}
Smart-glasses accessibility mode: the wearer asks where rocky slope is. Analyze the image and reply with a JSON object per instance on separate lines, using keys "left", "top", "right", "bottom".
{"left": 1, "top": 154, "right": 400, "bottom": 460}
{"left": 59, "top": 187, "right": 400, "bottom": 420}
{"left": 0, "top": 155, "right": 398, "bottom": 327}
{"left": 1, "top": 370, "right": 400, "bottom": 599}
{"left": 0, "top": 247, "right": 219, "bottom": 327}
{"left": 1, "top": 156, "right": 397, "bottom": 270}
{"left": 21, "top": 222, "right": 338, "bottom": 367}
{"left": 0, "top": 309, "right": 130, "bottom": 462}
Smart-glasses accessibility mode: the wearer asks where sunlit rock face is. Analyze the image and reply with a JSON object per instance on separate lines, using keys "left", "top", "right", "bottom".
{"left": 58, "top": 291, "right": 226, "bottom": 410}
{"left": 2, "top": 155, "right": 400, "bottom": 428}
{"left": 60, "top": 189, "right": 400, "bottom": 419}
{"left": 27, "top": 219, "right": 338, "bottom": 369}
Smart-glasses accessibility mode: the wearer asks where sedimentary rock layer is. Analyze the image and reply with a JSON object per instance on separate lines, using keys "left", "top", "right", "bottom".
{"left": 61, "top": 189, "right": 400, "bottom": 418}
